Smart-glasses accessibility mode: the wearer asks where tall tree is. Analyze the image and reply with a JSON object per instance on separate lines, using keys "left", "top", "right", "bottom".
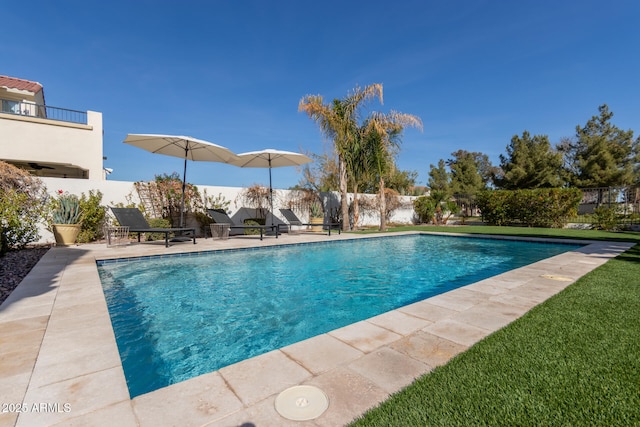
{"left": 474, "top": 152, "right": 499, "bottom": 188}
{"left": 497, "top": 131, "right": 563, "bottom": 189}
{"left": 447, "top": 150, "right": 492, "bottom": 216}
{"left": 299, "top": 84, "right": 383, "bottom": 230}
{"left": 386, "top": 168, "right": 418, "bottom": 195}
{"left": 347, "top": 124, "right": 374, "bottom": 229}
{"left": 558, "top": 104, "right": 637, "bottom": 188}
{"left": 362, "top": 110, "right": 423, "bottom": 231}
{"left": 447, "top": 150, "right": 492, "bottom": 196}
{"left": 428, "top": 159, "right": 451, "bottom": 195}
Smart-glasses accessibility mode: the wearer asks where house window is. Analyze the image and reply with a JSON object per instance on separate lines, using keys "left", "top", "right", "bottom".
{"left": 1, "top": 100, "right": 20, "bottom": 114}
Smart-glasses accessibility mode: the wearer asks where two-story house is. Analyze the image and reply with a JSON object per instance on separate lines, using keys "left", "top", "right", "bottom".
{"left": 0, "top": 75, "right": 105, "bottom": 179}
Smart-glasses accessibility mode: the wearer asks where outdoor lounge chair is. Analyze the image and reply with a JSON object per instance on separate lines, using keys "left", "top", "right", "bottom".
{"left": 207, "top": 209, "right": 279, "bottom": 240}
{"left": 110, "top": 207, "right": 196, "bottom": 247}
{"left": 279, "top": 208, "right": 341, "bottom": 235}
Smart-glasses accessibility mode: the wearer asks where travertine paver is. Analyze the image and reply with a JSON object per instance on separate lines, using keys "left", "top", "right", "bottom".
{"left": 506, "top": 279, "right": 566, "bottom": 303}
{"left": 0, "top": 411, "right": 18, "bottom": 427}
{"left": 347, "top": 347, "right": 430, "bottom": 394}
{"left": 469, "top": 299, "right": 530, "bottom": 320}
{"left": 204, "top": 395, "right": 312, "bottom": 427}
{"left": 0, "top": 232, "right": 632, "bottom": 427}
{"left": 219, "top": 350, "right": 312, "bottom": 406}
{"left": 489, "top": 292, "right": 540, "bottom": 310}
{"left": 133, "top": 372, "right": 243, "bottom": 427}
{"left": 0, "top": 290, "right": 57, "bottom": 322}
{"left": 464, "top": 279, "right": 512, "bottom": 295}
{"left": 55, "top": 401, "right": 138, "bottom": 427}
{"left": 451, "top": 301, "right": 521, "bottom": 331}
{"left": 367, "top": 309, "right": 432, "bottom": 335}
{"left": 27, "top": 323, "right": 120, "bottom": 388}
{"left": 16, "top": 366, "right": 130, "bottom": 427}
{"left": 328, "top": 321, "right": 402, "bottom": 353}
{"left": 0, "top": 318, "right": 47, "bottom": 376}
{"left": 423, "top": 318, "right": 493, "bottom": 347}
{"left": 398, "top": 299, "right": 457, "bottom": 322}
{"left": 390, "top": 331, "right": 468, "bottom": 368}
{"left": 426, "top": 287, "right": 489, "bottom": 311}
{"left": 307, "top": 367, "right": 390, "bottom": 427}
{"left": 481, "top": 273, "right": 528, "bottom": 290}
{"left": 281, "top": 334, "right": 364, "bottom": 375}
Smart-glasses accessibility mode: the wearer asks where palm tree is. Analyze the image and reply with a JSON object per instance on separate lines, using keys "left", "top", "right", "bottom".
{"left": 362, "top": 111, "right": 423, "bottom": 231}
{"left": 343, "top": 119, "right": 377, "bottom": 229}
{"left": 299, "top": 84, "right": 383, "bottom": 231}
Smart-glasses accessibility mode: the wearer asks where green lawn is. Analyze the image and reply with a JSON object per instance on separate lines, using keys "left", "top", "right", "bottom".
{"left": 349, "top": 226, "right": 640, "bottom": 426}
{"left": 385, "top": 224, "right": 640, "bottom": 243}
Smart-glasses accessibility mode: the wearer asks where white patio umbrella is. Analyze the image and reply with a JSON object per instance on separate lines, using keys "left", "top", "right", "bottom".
{"left": 230, "top": 148, "right": 312, "bottom": 225}
{"left": 123, "top": 134, "right": 239, "bottom": 227}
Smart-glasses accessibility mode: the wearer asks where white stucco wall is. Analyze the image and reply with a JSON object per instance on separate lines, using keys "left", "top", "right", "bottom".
{"left": 0, "top": 110, "right": 103, "bottom": 179}
{"left": 37, "top": 177, "right": 418, "bottom": 243}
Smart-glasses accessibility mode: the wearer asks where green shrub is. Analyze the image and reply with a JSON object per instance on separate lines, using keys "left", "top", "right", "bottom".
{"left": 243, "top": 218, "right": 264, "bottom": 235}
{"left": 145, "top": 217, "right": 172, "bottom": 241}
{"left": 204, "top": 191, "right": 231, "bottom": 211}
{"left": 592, "top": 206, "right": 619, "bottom": 231}
{"left": 77, "top": 190, "right": 106, "bottom": 243}
{"left": 139, "top": 176, "right": 231, "bottom": 233}
{"left": 0, "top": 162, "right": 49, "bottom": 255}
{"left": 413, "top": 196, "right": 436, "bottom": 224}
{"left": 539, "top": 188, "right": 583, "bottom": 228}
{"left": 0, "top": 189, "right": 44, "bottom": 255}
{"left": 477, "top": 188, "right": 582, "bottom": 227}
{"left": 476, "top": 190, "right": 511, "bottom": 226}
{"left": 441, "top": 200, "right": 460, "bottom": 223}
{"left": 413, "top": 193, "right": 462, "bottom": 225}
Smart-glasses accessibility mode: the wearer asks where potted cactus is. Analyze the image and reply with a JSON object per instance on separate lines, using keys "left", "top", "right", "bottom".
{"left": 309, "top": 201, "right": 324, "bottom": 232}
{"left": 50, "top": 190, "right": 83, "bottom": 245}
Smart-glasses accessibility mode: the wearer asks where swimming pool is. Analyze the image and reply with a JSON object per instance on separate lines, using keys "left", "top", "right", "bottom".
{"left": 98, "top": 234, "right": 582, "bottom": 397}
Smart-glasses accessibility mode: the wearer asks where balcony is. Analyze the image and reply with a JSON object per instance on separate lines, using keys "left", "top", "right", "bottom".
{"left": 1, "top": 98, "right": 87, "bottom": 125}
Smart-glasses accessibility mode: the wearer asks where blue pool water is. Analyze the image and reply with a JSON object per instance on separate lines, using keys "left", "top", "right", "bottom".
{"left": 97, "top": 234, "right": 581, "bottom": 397}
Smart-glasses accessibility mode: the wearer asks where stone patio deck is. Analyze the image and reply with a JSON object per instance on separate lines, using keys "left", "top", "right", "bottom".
{"left": 0, "top": 231, "right": 632, "bottom": 426}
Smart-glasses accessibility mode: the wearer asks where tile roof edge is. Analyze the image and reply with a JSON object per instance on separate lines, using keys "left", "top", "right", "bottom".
{"left": 0, "top": 75, "right": 44, "bottom": 94}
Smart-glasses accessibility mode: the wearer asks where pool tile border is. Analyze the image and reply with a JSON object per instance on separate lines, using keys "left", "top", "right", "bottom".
{"left": 94, "top": 232, "right": 585, "bottom": 266}
{"left": 0, "top": 232, "right": 633, "bottom": 426}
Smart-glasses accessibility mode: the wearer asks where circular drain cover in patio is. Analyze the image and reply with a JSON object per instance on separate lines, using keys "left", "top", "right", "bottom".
{"left": 275, "top": 385, "right": 329, "bottom": 421}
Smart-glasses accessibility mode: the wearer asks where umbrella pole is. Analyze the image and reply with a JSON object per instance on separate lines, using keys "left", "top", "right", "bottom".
{"left": 268, "top": 157, "right": 274, "bottom": 226}
{"left": 180, "top": 149, "right": 187, "bottom": 228}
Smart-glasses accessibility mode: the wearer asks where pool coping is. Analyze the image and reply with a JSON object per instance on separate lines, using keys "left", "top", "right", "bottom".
{"left": 0, "top": 231, "right": 633, "bottom": 426}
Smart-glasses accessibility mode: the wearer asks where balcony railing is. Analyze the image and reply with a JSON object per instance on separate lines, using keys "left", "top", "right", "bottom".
{"left": 1, "top": 98, "right": 87, "bottom": 125}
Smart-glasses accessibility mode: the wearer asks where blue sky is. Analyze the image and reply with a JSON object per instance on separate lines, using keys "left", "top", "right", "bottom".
{"left": 3, "top": 0, "right": 639, "bottom": 190}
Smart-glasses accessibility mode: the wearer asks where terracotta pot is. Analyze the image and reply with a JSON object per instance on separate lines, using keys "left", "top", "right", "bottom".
{"left": 52, "top": 224, "right": 81, "bottom": 246}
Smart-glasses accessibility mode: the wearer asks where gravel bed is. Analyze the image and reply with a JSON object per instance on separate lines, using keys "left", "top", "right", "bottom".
{"left": 0, "top": 247, "right": 50, "bottom": 305}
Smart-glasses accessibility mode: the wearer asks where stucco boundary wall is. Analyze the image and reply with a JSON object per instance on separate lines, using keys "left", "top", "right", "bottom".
{"left": 37, "top": 177, "right": 418, "bottom": 243}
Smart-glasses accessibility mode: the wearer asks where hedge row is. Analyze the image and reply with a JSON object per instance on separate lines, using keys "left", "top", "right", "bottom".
{"left": 476, "top": 188, "right": 582, "bottom": 228}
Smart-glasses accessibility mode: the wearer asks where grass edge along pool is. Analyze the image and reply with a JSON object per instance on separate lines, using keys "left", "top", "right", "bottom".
{"left": 97, "top": 234, "right": 583, "bottom": 397}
